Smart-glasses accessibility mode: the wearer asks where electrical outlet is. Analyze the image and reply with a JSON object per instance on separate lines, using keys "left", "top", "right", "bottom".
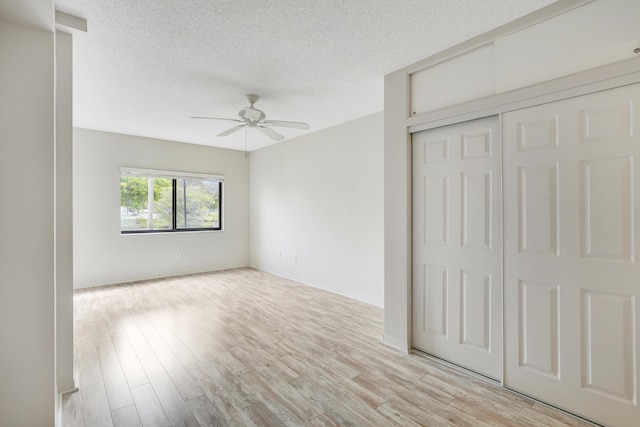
{"left": 175, "top": 251, "right": 181, "bottom": 258}
{"left": 293, "top": 253, "right": 297, "bottom": 262}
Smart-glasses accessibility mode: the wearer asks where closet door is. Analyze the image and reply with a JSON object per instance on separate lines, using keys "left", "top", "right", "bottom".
{"left": 412, "top": 116, "right": 502, "bottom": 380}
{"left": 503, "top": 84, "right": 640, "bottom": 426}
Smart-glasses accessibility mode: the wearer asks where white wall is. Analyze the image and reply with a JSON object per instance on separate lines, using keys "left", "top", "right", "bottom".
{"left": 383, "top": 69, "right": 412, "bottom": 351}
{"left": 249, "top": 113, "right": 384, "bottom": 307}
{"left": 494, "top": 0, "right": 640, "bottom": 93}
{"left": 73, "top": 129, "right": 249, "bottom": 288}
{"left": 0, "top": 16, "right": 56, "bottom": 426}
{"left": 55, "top": 29, "right": 75, "bottom": 395}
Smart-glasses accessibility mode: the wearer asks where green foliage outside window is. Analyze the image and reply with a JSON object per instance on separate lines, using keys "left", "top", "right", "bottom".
{"left": 120, "top": 174, "right": 221, "bottom": 232}
{"left": 176, "top": 179, "right": 220, "bottom": 229}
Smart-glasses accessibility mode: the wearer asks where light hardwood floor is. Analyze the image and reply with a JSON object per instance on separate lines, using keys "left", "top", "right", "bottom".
{"left": 62, "top": 268, "right": 593, "bottom": 426}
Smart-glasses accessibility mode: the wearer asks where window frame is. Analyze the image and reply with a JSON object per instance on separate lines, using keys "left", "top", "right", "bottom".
{"left": 120, "top": 167, "right": 223, "bottom": 234}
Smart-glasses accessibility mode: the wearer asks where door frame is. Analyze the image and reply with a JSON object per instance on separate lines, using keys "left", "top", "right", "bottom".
{"left": 406, "top": 62, "right": 640, "bottom": 348}
{"left": 382, "top": 56, "right": 640, "bottom": 356}
{"left": 380, "top": 9, "right": 640, "bottom": 426}
{"left": 390, "top": 64, "right": 640, "bottom": 427}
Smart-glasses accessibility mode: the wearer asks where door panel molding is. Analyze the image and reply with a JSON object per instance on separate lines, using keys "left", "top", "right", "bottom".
{"left": 504, "top": 83, "right": 640, "bottom": 426}
{"left": 412, "top": 116, "right": 502, "bottom": 380}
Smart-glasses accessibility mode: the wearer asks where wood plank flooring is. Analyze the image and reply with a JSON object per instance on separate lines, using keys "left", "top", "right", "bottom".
{"left": 62, "top": 268, "right": 593, "bottom": 426}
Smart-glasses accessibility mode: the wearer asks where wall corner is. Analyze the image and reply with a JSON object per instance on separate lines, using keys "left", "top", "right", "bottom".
{"left": 383, "top": 68, "right": 412, "bottom": 351}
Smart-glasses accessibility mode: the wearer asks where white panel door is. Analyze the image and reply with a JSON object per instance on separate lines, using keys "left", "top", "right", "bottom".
{"left": 504, "top": 84, "right": 640, "bottom": 426}
{"left": 412, "top": 116, "right": 502, "bottom": 380}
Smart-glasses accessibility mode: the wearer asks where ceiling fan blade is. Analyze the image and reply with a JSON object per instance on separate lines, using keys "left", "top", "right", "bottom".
{"left": 256, "top": 125, "right": 284, "bottom": 141}
{"left": 190, "top": 116, "right": 243, "bottom": 123}
{"left": 217, "top": 124, "right": 245, "bottom": 137}
{"left": 265, "top": 120, "right": 310, "bottom": 130}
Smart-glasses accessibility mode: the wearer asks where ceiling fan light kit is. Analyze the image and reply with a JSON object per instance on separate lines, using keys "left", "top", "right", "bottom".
{"left": 191, "top": 94, "right": 310, "bottom": 143}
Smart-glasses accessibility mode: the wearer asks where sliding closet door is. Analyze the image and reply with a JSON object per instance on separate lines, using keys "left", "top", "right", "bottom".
{"left": 412, "top": 116, "right": 502, "bottom": 380}
{"left": 503, "top": 84, "right": 640, "bottom": 426}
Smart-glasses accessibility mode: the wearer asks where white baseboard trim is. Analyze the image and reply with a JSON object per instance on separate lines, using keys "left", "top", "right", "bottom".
{"left": 60, "top": 386, "right": 79, "bottom": 395}
{"left": 59, "top": 374, "right": 79, "bottom": 395}
{"left": 252, "top": 266, "right": 383, "bottom": 308}
{"left": 73, "top": 264, "right": 249, "bottom": 290}
{"left": 381, "top": 334, "right": 409, "bottom": 354}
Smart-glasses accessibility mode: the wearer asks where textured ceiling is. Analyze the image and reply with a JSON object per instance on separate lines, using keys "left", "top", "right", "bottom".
{"left": 54, "top": 0, "right": 556, "bottom": 151}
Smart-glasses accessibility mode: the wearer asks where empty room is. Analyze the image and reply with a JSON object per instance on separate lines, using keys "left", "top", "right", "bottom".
{"left": 1, "top": 0, "right": 639, "bottom": 426}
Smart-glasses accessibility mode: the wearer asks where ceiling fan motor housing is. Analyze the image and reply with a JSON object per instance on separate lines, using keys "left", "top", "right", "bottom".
{"left": 239, "top": 107, "right": 265, "bottom": 124}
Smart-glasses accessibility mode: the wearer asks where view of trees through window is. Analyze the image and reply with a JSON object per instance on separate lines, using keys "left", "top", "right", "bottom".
{"left": 176, "top": 179, "right": 220, "bottom": 229}
{"left": 120, "top": 174, "right": 221, "bottom": 232}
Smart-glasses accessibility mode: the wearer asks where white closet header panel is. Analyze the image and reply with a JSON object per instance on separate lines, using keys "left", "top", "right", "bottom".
{"left": 410, "top": 44, "right": 495, "bottom": 117}
{"left": 495, "top": 0, "right": 640, "bottom": 93}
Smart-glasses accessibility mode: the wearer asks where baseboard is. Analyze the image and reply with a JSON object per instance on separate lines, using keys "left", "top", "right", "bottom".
{"left": 252, "top": 266, "right": 383, "bottom": 308}
{"left": 60, "top": 387, "right": 80, "bottom": 396}
{"left": 381, "top": 334, "right": 409, "bottom": 354}
{"left": 59, "top": 374, "right": 79, "bottom": 395}
{"left": 73, "top": 264, "right": 249, "bottom": 291}
{"left": 60, "top": 386, "right": 79, "bottom": 395}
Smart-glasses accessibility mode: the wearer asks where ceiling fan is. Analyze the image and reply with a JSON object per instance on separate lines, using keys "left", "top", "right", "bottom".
{"left": 191, "top": 94, "right": 310, "bottom": 141}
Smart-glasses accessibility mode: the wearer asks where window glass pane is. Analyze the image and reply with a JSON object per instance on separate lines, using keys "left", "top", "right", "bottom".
{"left": 120, "top": 176, "right": 173, "bottom": 231}
{"left": 176, "top": 178, "right": 220, "bottom": 229}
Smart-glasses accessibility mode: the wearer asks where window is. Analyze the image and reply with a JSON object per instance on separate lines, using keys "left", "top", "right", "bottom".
{"left": 120, "top": 168, "right": 223, "bottom": 233}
